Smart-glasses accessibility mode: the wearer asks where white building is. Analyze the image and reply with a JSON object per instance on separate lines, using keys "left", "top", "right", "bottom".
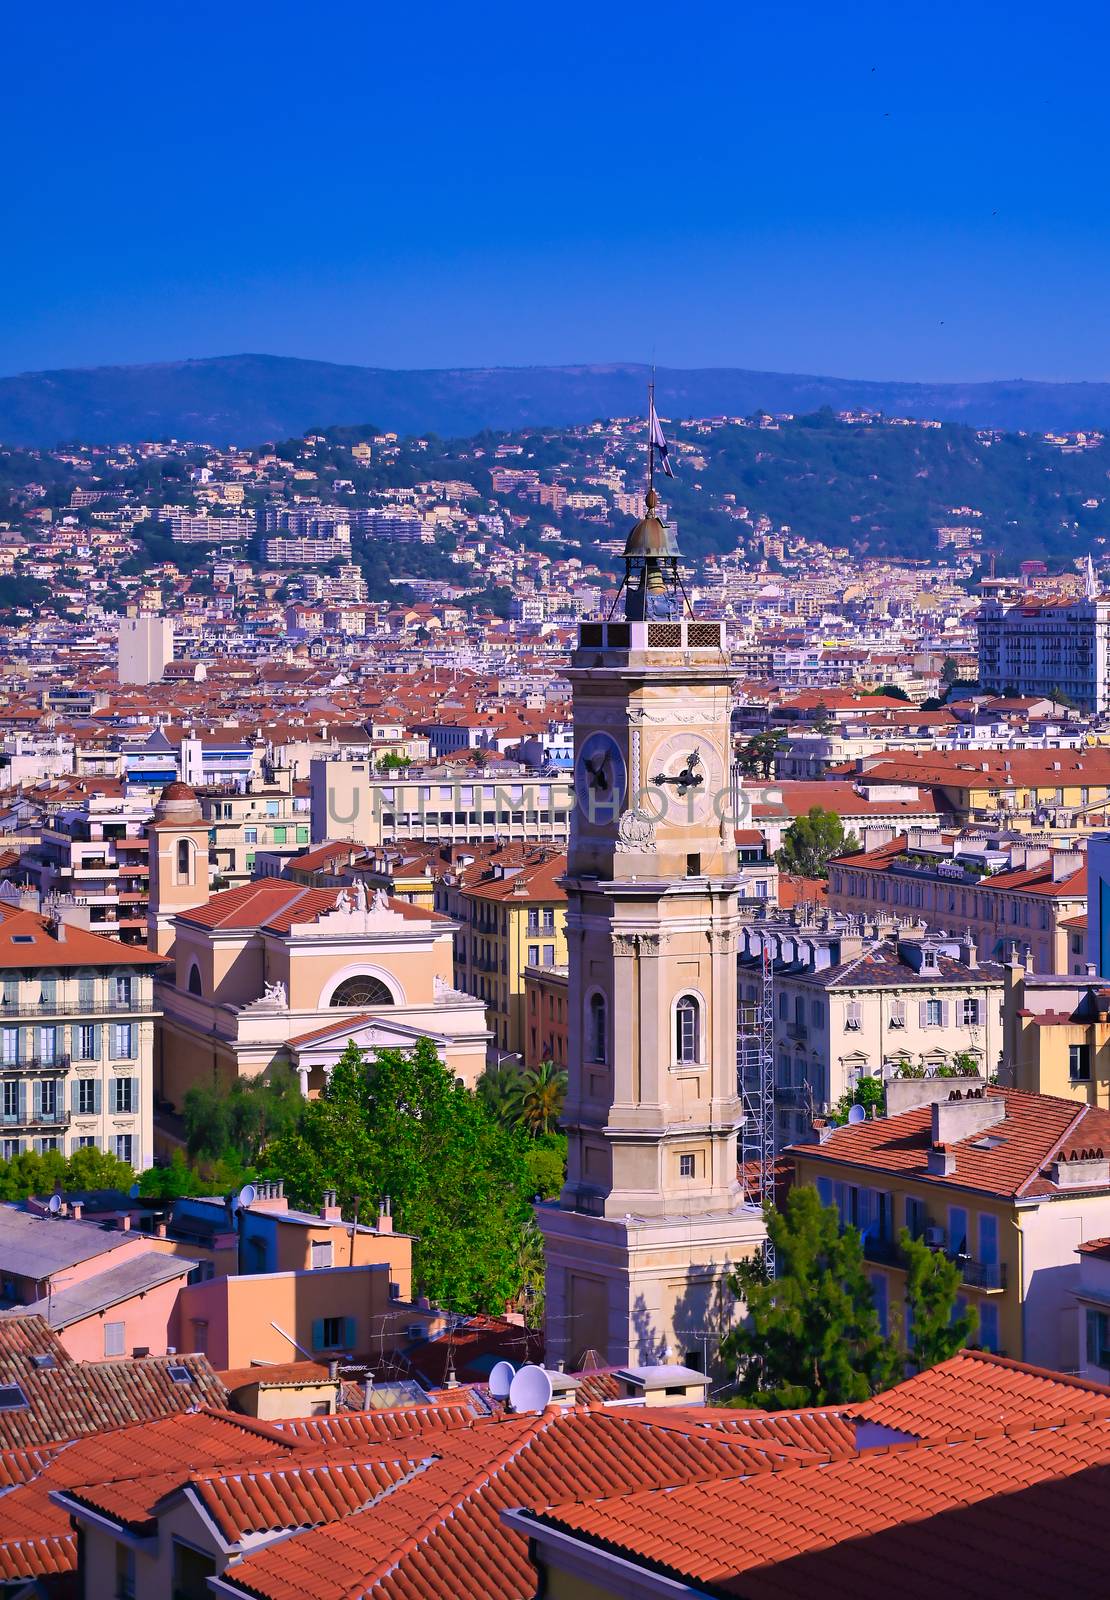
{"left": 117, "top": 616, "right": 173, "bottom": 686}
{"left": 977, "top": 595, "right": 1110, "bottom": 713}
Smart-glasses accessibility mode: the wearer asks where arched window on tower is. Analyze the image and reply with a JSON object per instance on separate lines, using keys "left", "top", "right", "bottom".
{"left": 177, "top": 839, "right": 191, "bottom": 880}
{"left": 331, "top": 975, "right": 394, "bottom": 1008}
{"left": 675, "top": 994, "right": 701, "bottom": 1064}
{"left": 588, "top": 992, "right": 607, "bottom": 1062}
{"left": 187, "top": 963, "right": 203, "bottom": 996}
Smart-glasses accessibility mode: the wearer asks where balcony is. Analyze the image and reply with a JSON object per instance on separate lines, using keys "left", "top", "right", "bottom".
{"left": 0, "top": 1110, "right": 71, "bottom": 1130}
{"left": 957, "top": 1257, "right": 1006, "bottom": 1291}
{"left": 1, "top": 1055, "right": 72, "bottom": 1073}
{"left": 861, "top": 1231, "right": 903, "bottom": 1267}
{"left": 0, "top": 997, "right": 150, "bottom": 1019}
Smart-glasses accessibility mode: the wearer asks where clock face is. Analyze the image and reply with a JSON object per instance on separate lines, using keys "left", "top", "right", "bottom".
{"left": 648, "top": 731, "right": 724, "bottom": 822}
{"left": 574, "top": 731, "right": 627, "bottom": 825}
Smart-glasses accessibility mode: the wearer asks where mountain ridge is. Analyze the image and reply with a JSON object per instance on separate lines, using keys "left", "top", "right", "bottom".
{"left": 5, "top": 353, "right": 1110, "bottom": 446}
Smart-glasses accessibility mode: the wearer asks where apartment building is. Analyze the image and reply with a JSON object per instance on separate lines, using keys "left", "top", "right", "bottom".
{"left": 199, "top": 768, "right": 311, "bottom": 886}
{"left": 309, "top": 758, "right": 573, "bottom": 849}
{"left": 437, "top": 849, "right": 567, "bottom": 1059}
{"left": 19, "top": 793, "right": 154, "bottom": 944}
{"left": 0, "top": 906, "right": 159, "bottom": 1168}
{"left": 977, "top": 594, "right": 1110, "bottom": 711}
{"left": 792, "top": 1082, "right": 1110, "bottom": 1370}
{"left": 1004, "top": 964, "right": 1110, "bottom": 1105}
{"left": 739, "top": 913, "right": 1004, "bottom": 1149}
{"left": 524, "top": 963, "right": 568, "bottom": 1068}
{"left": 829, "top": 827, "right": 1087, "bottom": 973}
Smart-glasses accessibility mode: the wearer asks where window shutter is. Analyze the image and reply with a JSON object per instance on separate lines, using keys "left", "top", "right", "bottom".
{"left": 78, "top": 975, "right": 94, "bottom": 1009}
{"left": 17, "top": 1082, "right": 26, "bottom": 1122}
{"left": 130, "top": 1078, "right": 139, "bottom": 1115}
{"left": 32, "top": 1081, "right": 41, "bottom": 1120}
{"left": 92, "top": 1024, "right": 101, "bottom": 1060}
{"left": 941, "top": 1001, "right": 951, "bottom": 1027}
{"left": 71, "top": 1080, "right": 79, "bottom": 1115}
{"left": 93, "top": 1079, "right": 102, "bottom": 1114}
{"left": 343, "top": 1317, "right": 356, "bottom": 1349}
{"left": 311, "top": 1318, "right": 324, "bottom": 1351}
{"left": 919, "top": 1000, "right": 928, "bottom": 1028}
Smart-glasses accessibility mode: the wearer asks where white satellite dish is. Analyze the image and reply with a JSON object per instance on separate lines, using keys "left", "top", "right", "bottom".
{"left": 237, "top": 1184, "right": 257, "bottom": 1209}
{"left": 488, "top": 1360, "right": 515, "bottom": 1400}
{"left": 847, "top": 1104, "right": 867, "bottom": 1125}
{"left": 509, "top": 1364, "right": 554, "bottom": 1415}
{"left": 47, "top": 1194, "right": 62, "bottom": 1215}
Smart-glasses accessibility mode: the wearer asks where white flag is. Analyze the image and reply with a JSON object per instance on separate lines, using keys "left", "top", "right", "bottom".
{"left": 649, "top": 397, "right": 675, "bottom": 479}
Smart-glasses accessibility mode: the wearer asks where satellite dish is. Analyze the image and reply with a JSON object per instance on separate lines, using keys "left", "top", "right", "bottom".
{"left": 237, "top": 1184, "right": 257, "bottom": 1209}
{"left": 488, "top": 1360, "right": 515, "bottom": 1400}
{"left": 847, "top": 1104, "right": 867, "bottom": 1125}
{"left": 47, "top": 1194, "right": 62, "bottom": 1215}
{"left": 508, "top": 1364, "right": 554, "bottom": 1415}
{"left": 129, "top": 1183, "right": 141, "bottom": 1201}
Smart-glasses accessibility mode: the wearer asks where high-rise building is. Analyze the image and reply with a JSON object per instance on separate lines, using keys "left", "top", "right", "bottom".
{"left": 538, "top": 488, "right": 765, "bottom": 1372}
{"left": 117, "top": 615, "right": 173, "bottom": 685}
{"left": 977, "top": 594, "right": 1110, "bottom": 711}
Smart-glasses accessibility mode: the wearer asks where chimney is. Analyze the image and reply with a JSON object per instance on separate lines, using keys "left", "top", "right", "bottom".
{"left": 155, "top": 1221, "right": 167, "bottom": 1239}
{"left": 926, "top": 1144, "right": 957, "bottom": 1176}
{"left": 377, "top": 1195, "right": 393, "bottom": 1234}
{"left": 961, "top": 930, "right": 978, "bottom": 969}
{"left": 931, "top": 1090, "right": 1006, "bottom": 1146}
{"left": 70, "top": 1202, "right": 83, "bottom": 1221}
{"left": 118, "top": 1214, "right": 131, "bottom": 1232}
{"left": 321, "top": 1189, "right": 342, "bottom": 1222}
{"left": 327, "top": 1358, "right": 340, "bottom": 1380}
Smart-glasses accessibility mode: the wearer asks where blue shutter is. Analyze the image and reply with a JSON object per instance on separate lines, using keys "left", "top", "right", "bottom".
{"left": 92, "top": 1024, "right": 102, "bottom": 1060}
{"left": 311, "top": 1318, "right": 324, "bottom": 1351}
{"left": 71, "top": 1080, "right": 79, "bottom": 1114}
{"left": 343, "top": 1317, "right": 356, "bottom": 1349}
{"left": 130, "top": 1077, "right": 139, "bottom": 1115}
{"left": 17, "top": 1082, "right": 26, "bottom": 1123}
{"left": 32, "top": 1081, "right": 41, "bottom": 1121}
{"left": 93, "top": 1079, "right": 102, "bottom": 1114}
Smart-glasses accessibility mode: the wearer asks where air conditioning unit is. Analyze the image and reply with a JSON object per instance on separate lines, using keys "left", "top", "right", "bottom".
{"left": 923, "top": 1226, "right": 945, "bottom": 1248}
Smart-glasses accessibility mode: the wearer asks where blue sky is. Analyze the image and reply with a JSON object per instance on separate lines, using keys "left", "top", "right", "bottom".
{"left": 4, "top": 0, "right": 1110, "bottom": 380}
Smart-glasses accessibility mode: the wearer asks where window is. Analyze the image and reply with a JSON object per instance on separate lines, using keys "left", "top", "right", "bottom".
{"left": 104, "top": 1321, "right": 125, "bottom": 1357}
{"left": 924, "top": 999, "right": 944, "bottom": 1028}
{"left": 36, "top": 1027, "right": 57, "bottom": 1065}
{"left": 1087, "top": 1308, "right": 1110, "bottom": 1369}
{"left": 76, "top": 1024, "right": 96, "bottom": 1060}
{"left": 310, "top": 1239, "right": 333, "bottom": 1270}
{"left": 39, "top": 1080, "right": 56, "bottom": 1118}
{"left": 177, "top": 839, "right": 191, "bottom": 879}
{"left": 0, "top": 1383, "right": 28, "bottom": 1410}
{"left": 115, "top": 1541, "right": 136, "bottom": 1600}
{"left": 543, "top": 943, "right": 555, "bottom": 965}
{"left": 273, "top": 826, "right": 287, "bottom": 845}
{"left": 110, "top": 1078, "right": 135, "bottom": 1115}
{"left": 678, "top": 1153, "right": 695, "bottom": 1179}
{"left": 2, "top": 1082, "right": 17, "bottom": 1122}
{"left": 588, "top": 993, "right": 607, "bottom": 1063}
{"left": 187, "top": 964, "right": 202, "bottom": 996}
{"left": 978, "top": 1213, "right": 999, "bottom": 1268}
{"left": 811, "top": 1001, "right": 824, "bottom": 1027}
{"left": 675, "top": 995, "right": 701, "bottom": 1064}
{"left": 113, "top": 1134, "right": 133, "bottom": 1164}
{"left": 845, "top": 1000, "right": 862, "bottom": 1030}
{"left": 1, "top": 1029, "right": 17, "bottom": 1066}
{"left": 110, "top": 1024, "right": 134, "bottom": 1060}
{"left": 686, "top": 852, "right": 701, "bottom": 877}
{"left": 330, "top": 975, "right": 393, "bottom": 1007}
{"left": 76, "top": 1080, "right": 98, "bottom": 1116}
{"left": 1, "top": 1139, "right": 19, "bottom": 1160}
{"left": 528, "top": 945, "right": 539, "bottom": 966}
{"left": 948, "top": 1206, "right": 969, "bottom": 1257}
{"left": 961, "top": 997, "right": 981, "bottom": 1027}
{"left": 312, "top": 1315, "right": 355, "bottom": 1351}
{"left": 113, "top": 975, "right": 133, "bottom": 1008}
{"left": 244, "top": 827, "right": 258, "bottom": 844}
{"left": 76, "top": 1135, "right": 95, "bottom": 1149}
{"left": 1070, "top": 1043, "right": 1092, "bottom": 1082}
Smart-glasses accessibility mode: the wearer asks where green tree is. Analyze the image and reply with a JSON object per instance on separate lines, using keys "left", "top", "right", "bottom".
{"left": 940, "top": 656, "right": 960, "bottom": 686}
{"left": 738, "top": 730, "right": 785, "bottom": 779}
{"left": 524, "top": 1137, "right": 566, "bottom": 1199}
{"left": 900, "top": 1229, "right": 977, "bottom": 1370}
{"left": 775, "top": 806, "right": 860, "bottom": 879}
{"left": 873, "top": 683, "right": 911, "bottom": 701}
{"left": 516, "top": 1061, "right": 567, "bottom": 1137}
{"left": 139, "top": 1149, "right": 206, "bottom": 1199}
{"left": 184, "top": 1063, "right": 304, "bottom": 1167}
{"left": 476, "top": 1062, "right": 524, "bottom": 1127}
{"left": 829, "top": 1074, "right": 885, "bottom": 1125}
{"left": 721, "top": 1186, "right": 900, "bottom": 1408}
{"left": 810, "top": 702, "right": 836, "bottom": 735}
{"left": 64, "top": 1145, "right": 135, "bottom": 1192}
{"left": 266, "top": 1038, "right": 534, "bottom": 1314}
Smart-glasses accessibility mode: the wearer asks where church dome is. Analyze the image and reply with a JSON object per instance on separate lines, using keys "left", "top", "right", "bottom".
{"left": 153, "top": 781, "right": 202, "bottom": 824}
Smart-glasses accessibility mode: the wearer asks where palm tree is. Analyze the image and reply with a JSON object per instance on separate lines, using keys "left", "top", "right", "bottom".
{"left": 476, "top": 1063, "right": 524, "bottom": 1127}
{"left": 516, "top": 1061, "right": 567, "bottom": 1137}
{"left": 513, "top": 1220, "right": 547, "bottom": 1329}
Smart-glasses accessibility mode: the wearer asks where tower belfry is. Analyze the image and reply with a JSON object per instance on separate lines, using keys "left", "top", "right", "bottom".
{"left": 538, "top": 413, "right": 765, "bottom": 1374}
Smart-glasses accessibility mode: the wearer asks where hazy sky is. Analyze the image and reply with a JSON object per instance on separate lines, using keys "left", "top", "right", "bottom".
{"left": 5, "top": 0, "right": 1110, "bottom": 381}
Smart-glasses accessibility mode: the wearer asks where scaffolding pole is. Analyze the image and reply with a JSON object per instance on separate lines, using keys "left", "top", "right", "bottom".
{"left": 738, "top": 939, "right": 776, "bottom": 1274}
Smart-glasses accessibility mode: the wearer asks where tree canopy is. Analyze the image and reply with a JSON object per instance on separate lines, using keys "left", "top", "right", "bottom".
{"left": 265, "top": 1038, "right": 535, "bottom": 1314}
{"left": 775, "top": 806, "right": 860, "bottom": 878}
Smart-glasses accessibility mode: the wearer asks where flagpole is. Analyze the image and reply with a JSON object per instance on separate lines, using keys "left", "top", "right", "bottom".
{"left": 647, "top": 368, "right": 655, "bottom": 499}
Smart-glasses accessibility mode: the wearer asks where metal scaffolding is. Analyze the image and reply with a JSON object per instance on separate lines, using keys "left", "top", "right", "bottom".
{"left": 738, "top": 938, "right": 776, "bottom": 1271}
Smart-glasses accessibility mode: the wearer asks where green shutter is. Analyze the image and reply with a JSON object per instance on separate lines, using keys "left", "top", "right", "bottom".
{"left": 311, "top": 1318, "right": 324, "bottom": 1351}
{"left": 343, "top": 1317, "right": 356, "bottom": 1349}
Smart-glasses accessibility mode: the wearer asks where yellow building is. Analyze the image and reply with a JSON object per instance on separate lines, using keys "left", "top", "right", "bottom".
{"left": 791, "top": 1082, "right": 1110, "bottom": 1370}
{"left": 1004, "top": 963, "right": 1110, "bottom": 1106}
{"left": 438, "top": 848, "right": 567, "bottom": 1060}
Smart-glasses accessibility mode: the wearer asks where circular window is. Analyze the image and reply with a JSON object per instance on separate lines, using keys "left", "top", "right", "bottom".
{"left": 330, "top": 975, "right": 394, "bottom": 1008}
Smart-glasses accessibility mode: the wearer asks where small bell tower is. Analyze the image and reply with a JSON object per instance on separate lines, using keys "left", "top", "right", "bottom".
{"left": 146, "top": 782, "right": 210, "bottom": 955}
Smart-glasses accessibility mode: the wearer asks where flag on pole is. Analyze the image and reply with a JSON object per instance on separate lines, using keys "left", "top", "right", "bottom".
{"left": 1086, "top": 552, "right": 1099, "bottom": 600}
{"left": 649, "top": 395, "right": 675, "bottom": 478}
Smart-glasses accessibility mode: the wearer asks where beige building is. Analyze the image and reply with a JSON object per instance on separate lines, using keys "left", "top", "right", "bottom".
{"left": 117, "top": 614, "right": 173, "bottom": 685}
{"left": 309, "top": 758, "right": 572, "bottom": 848}
{"left": 740, "top": 911, "right": 1005, "bottom": 1148}
{"left": 148, "top": 793, "right": 489, "bottom": 1108}
{"left": 538, "top": 495, "right": 764, "bottom": 1374}
{"left": 829, "top": 827, "right": 1087, "bottom": 974}
{"left": 0, "top": 904, "right": 160, "bottom": 1169}
{"left": 1005, "top": 963, "right": 1110, "bottom": 1107}
{"left": 199, "top": 767, "right": 311, "bottom": 887}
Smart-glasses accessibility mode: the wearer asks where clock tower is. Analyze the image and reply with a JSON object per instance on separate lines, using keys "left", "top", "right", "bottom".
{"left": 538, "top": 487, "right": 765, "bottom": 1373}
